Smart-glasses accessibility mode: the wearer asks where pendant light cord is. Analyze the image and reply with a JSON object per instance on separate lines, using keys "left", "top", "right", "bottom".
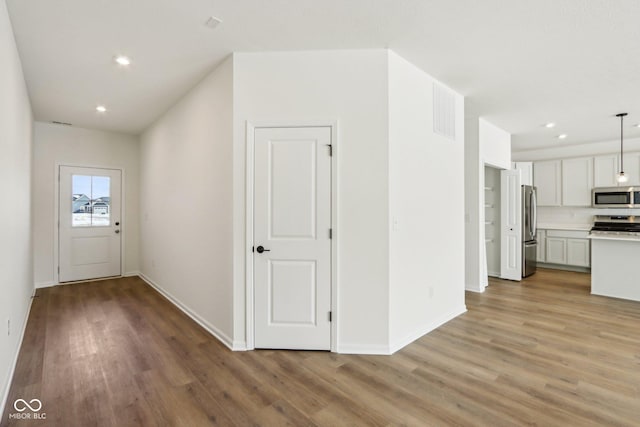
{"left": 621, "top": 114, "right": 624, "bottom": 173}
{"left": 616, "top": 112, "right": 627, "bottom": 177}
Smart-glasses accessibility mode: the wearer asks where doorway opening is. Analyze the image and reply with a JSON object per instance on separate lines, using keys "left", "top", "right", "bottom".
{"left": 484, "top": 165, "right": 502, "bottom": 278}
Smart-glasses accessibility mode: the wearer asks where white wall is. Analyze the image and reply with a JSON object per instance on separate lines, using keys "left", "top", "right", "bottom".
{"left": 387, "top": 52, "right": 466, "bottom": 352}
{"left": 137, "top": 49, "right": 467, "bottom": 354}
{"left": 464, "top": 115, "right": 481, "bottom": 291}
{"left": 0, "top": 0, "right": 33, "bottom": 414}
{"left": 139, "top": 57, "right": 235, "bottom": 347}
{"left": 480, "top": 118, "right": 511, "bottom": 169}
{"left": 32, "top": 122, "right": 140, "bottom": 286}
{"left": 233, "top": 50, "right": 391, "bottom": 353}
{"left": 465, "top": 117, "right": 511, "bottom": 292}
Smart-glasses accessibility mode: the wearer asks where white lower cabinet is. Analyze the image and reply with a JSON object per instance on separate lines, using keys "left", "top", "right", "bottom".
{"left": 540, "top": 229, "right": 591, "bottom": 268}
{"left": 546, "top": 237, "right": 567, "bottom": 264}
{"left": 536, "top": 230, "right": 546, "bottom": 262}
{"left": 567, "top": 238, "right": 590, "bottom": 267}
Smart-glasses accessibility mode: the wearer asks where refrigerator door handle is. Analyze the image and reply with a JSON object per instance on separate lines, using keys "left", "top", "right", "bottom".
{"left": 531, "top": 190, "right": 537, "bottom": 236}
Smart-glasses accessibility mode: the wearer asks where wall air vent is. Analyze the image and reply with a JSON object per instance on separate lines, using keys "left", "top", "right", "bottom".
{"left": 433, "top": 83, "right": 456, "bottom": 140}
{"left": 52, "top": 121, "right": 72, "bottom": 126}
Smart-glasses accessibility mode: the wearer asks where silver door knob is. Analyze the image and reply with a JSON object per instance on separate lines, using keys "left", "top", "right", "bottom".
{"left": 115, "top": 229, "right": 120, "bottom": 234}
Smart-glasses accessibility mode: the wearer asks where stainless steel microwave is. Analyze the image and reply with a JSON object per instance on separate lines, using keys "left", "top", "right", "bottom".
{"left": 592, "top": 187, "right": 640, "bottom": 208}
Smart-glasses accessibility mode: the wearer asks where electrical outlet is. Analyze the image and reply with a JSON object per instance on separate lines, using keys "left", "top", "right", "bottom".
{"left": 429, "top": 287, "right": 434, "bottom": 298}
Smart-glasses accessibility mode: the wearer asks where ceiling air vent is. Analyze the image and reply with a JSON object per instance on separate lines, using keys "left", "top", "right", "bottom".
{"left": 52, "top": 121, "right": 72, "bottom": 126}
{"left": 433, "top": 83, "right": 456, "bottom": 140}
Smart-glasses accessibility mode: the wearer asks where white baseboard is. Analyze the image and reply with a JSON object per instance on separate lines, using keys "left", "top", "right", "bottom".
{"left": 388, "top": 305, "right": 468, "bottom": 355}
{"left": 337, "top": 343, "right": 393, "bottom": 355}
{"left": 137, "top": 273, "right": 244, "bottom": 351}
{"left": 465, "top": 283, "right": 485, "bottom": 293}
{"left": 0, "top": 289, "right": 35, "bottom": 418}
{"left": 123, "top": 271, "right": 140, "bottom": 277}
{"left": 336, "top": 305, "right": 468, "bottom": 356}
{"left": 34, "top": 281, "right": 55, "bottom": 289}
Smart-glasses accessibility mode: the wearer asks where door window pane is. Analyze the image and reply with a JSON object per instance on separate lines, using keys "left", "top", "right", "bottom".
{"left": 72, "top": 175, "right": 111, "bottom": 227}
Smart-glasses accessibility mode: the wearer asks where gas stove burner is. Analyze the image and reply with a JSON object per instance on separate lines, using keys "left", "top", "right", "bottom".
{"left": 591, "top": 215, "right": 640, "bottom": 236}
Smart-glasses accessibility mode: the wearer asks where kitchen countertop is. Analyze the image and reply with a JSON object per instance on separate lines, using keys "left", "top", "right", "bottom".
{"left": 588, "top": 234, "right": 640, "bottom": 242}
{"left": 537, "top": 223, "right": 592, "bottom": 231}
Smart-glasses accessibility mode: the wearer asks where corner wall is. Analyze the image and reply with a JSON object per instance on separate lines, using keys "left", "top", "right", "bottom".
{"left": 0, "top": 0, "right": 34, "bottom": 414}
{"left": 139, "top": 56, "right": 235, "bottom": 348}
{"left": 32, "top": 122, "right": 140, "bottom": 287}
{"left": 388, "top": 52, "right": 466, "bottom": 352}
{"left": 233, "top": 50, "right": 391, "bottom": 352}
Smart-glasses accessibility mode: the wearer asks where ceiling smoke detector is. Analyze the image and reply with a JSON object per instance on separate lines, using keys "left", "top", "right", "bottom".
{"left": 205, "top": 16, "right": 222, "bottom": 29}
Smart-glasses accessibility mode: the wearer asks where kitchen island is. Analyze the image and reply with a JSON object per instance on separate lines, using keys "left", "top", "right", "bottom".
{"left": 590, "top": 234, "right": 640, "bottom": 302}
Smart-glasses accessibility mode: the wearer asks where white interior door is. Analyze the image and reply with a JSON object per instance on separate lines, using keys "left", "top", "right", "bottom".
{"left": 500, "top": 169, "right": 522, "bottom": 281}
{"left": 59, "top": 166, "right": 122, "bottom": 282}
{"left": 254, "top": 127, "right": 332, "bottom": 350}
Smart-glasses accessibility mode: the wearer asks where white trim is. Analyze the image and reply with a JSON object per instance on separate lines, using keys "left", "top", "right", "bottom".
{"left": 339, "top": 306, "right": 467, "bottom": 355}
{"left": 0, "top": 290, "right": 35, "bottom": 418}
{"left": 465, "top": 285, "right": 485, "bottom": 293}
{"left": 55, "top": 163, "right": 126, "bottom": 283}
{"left": 388, "top": 305, "right": 467, "bottom": 354}
{"left": 336, "top": 343, "right": 392, "bottom": 355}
{"left": 245, "top": 122, "right": 255, "bottom": 350}
{"left": 123, "top": 271, "right": 140, "bottom": 277}
{"left": 34, "top": 281, "right": 56, "bottom": 289}
{"left": 245, "top": 121, "right": 339, "bottom": 352}
{"left": 138, "top": 273, "right": 244, "bottom": 351}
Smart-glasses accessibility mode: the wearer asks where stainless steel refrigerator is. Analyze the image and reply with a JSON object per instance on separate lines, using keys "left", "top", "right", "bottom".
{"left": 522, "top": 185, "right": 537, "bottom": 277}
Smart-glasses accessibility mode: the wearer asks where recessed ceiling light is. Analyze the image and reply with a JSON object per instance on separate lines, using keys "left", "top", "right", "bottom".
{"left": 205, "top": 16, "right": 222, "bottom": 29}
{"left": 635, "top": 124, "right": 640, "bottom": 128}
{"left": 114, "top": 55, "right": 131, "bottom": 66}
{"left": 96, "top": 105, "right": 107, "bottom": 113}
{"left": 544, "top": 122, "right": 556, "bottom": 128}
{"left": 558, "top": 134, "right": 568, "bottom": 139}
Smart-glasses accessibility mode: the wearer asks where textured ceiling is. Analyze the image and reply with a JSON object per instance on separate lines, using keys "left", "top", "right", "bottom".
{"left": 7, "top": 0, "right": 640, "bottom": 150}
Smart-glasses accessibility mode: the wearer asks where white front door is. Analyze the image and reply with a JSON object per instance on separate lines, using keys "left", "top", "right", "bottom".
{"left": 254, "top": 127, "right": 332, "bottom": 350}
{"left": 500, "top": 169, "right": 522, "bottom": 281}
{"left": 59, "top": 166, "right": 122, "bottom": 282}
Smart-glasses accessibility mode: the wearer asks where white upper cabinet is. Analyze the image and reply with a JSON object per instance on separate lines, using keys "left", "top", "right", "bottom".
{"left": 513, "top": 162, "right": 533, "bottom": 186}
{"left": 562, "top": 157, "right": 593, "bottom": 206}
{"left": 534, "top": 160, "right": 562, "bottom": 206}
{"left": 622, "top": 152, "right": 640, "bottom": 185}
{"left": 593, "top": 155, "right": 618, "bottom": 188}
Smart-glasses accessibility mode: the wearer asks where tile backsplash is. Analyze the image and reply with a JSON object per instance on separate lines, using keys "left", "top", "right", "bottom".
{"left": 538, "top": 206, "right": 640, "bottom": 225}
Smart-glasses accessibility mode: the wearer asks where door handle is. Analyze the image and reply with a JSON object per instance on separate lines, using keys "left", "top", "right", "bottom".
{"left": 115, "top": 229, "right": 120, "bottom": 234}
{"left": 256, "top": 245, "right": 270, "bottom": 253}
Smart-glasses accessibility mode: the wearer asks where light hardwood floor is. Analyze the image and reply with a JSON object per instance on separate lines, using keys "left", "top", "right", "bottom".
{"left": 2, "top": 269, "right": 640, "bottom": 426}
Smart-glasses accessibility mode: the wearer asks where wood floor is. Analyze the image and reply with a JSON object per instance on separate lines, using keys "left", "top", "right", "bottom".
{"left": 2, "top": 269, "right": 640, "bottom": 426}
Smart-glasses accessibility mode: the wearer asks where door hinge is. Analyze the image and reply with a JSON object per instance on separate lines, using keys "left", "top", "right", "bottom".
{"left": 251, "top": 246, "right": 254, "bottom": 253}
{"left": 326, "top": 144, "right": 332, "bottom": 156}
{"left": 328, "top": 311, "right": 332, "bottom": 322}
{"left": 57, "top": 266, "right": 60, "bottom": 274}
{"left": 329, "top": 228, "right": 332, "bottom": 239}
